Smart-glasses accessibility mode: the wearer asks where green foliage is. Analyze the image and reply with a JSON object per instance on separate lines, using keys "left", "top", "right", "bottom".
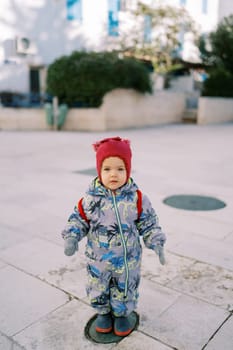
{"left": 199, "top": 15, "right": 233, "bottom": 97}
{"left": 46, "top": 51, "right": 152, "bottom": 107}
{"left": 112, "top": 58, "right": 152, "bottom": 93}
{"left": 210, "top": 15, "right": 233, "bottom": 74}
{"left": 119, "top": 2, "right": 198, "bottom": 73}
{"left": 198, "top": 15, "right": 233, "bottom": 73}
{"left": 202, "top": 68, "right": 233, "bottom": 98}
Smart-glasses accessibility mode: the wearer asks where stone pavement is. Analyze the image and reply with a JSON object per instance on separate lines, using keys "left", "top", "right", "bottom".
{"left": 0, "top": 123, "right": 233, "bottom": 350}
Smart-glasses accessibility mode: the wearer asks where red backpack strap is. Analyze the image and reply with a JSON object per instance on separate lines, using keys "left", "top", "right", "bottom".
{"left": 77, "top": 198, "right": 89, "bottom": 224}
{"left": 136, "top": 189, "right": 142, "bottom": 220}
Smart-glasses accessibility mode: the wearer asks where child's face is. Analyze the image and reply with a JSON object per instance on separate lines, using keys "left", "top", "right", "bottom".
{"left": 101, "top": 157, "right": 127, "bottom": 190}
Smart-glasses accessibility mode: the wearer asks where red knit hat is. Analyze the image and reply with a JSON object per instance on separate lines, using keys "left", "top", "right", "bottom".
{"left": 93, "top": 136, "right": 132, "bottom": 182}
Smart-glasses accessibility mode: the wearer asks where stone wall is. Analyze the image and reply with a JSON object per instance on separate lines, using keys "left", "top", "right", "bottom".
{"left": 197, "top": 97, "right": 233, "bottom": 124}
{"left": 0, "top": 89, "right": 186, "bottom": 131}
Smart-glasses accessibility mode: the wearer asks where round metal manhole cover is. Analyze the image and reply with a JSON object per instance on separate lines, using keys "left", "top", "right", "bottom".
{"left": 84, "top": 312, "right": 139, "bottom": 344}
{"left": 163, "top": 195, "right": 226, "bottom": 211}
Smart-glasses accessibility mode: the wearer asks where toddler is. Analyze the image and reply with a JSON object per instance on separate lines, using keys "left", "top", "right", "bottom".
{"left": 62, "top": 136, "right": 166, "bottom": 337}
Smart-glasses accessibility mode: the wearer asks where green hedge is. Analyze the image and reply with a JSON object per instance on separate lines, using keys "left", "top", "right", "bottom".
{"left": 202, "top": 68, "right": 233, "bottom": 98}
{"left": 46, "top": 51, "right": 152, "bottom": 107}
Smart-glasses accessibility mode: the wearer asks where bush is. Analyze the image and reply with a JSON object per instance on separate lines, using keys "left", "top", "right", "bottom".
{"left": 199, "top": 15, "right": 233, "bottom": 98}
{"left": 46, "top": 51, "right": 152, "bottom": 107}
{"left": 202, "top": 68, "right": 233, "bottom": 98}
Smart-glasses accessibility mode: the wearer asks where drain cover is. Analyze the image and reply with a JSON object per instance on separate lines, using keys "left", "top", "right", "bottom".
{"left": 84, "top": 312, "right": 139, "bottom": 344}
{"left": 163, "top": 195, "right": 226, "bottom": 211}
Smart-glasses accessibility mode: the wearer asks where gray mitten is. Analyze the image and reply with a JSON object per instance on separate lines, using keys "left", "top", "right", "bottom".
{"left": 155, "top": 245, "right": 166, "bottom": 265}
{"left": 64, "top": 237, "right": 78, "bottom": 256}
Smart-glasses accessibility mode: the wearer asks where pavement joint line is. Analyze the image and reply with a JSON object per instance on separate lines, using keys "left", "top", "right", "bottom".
{"left": 165, "top": 251, "right": 233, "bottom": 272}
{"left": 159, "top": 282, "right": 233, "bottom": 312}
{"left": 10, "top": 302, "right": 70, "bottom": 339}
{"left": 201, "top": 313, "right": 233, "bottom": 350}
{"left": 138, "top": 329, "right": 178, "bottom": 349}
{"left": 0, "top": 258, "right": 74, "bottom": 299}
{"left": 0, "top": 330, "right": 27, "bottom": 350}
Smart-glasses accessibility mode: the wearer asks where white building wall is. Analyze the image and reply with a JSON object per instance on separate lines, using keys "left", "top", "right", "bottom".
{"left": 0, "top": 0, "right": 108, "bottom": 65}
{"left": 0, "top": 0, "right": 233, "bottom": 94}
{"left": 218, "top": 0, "right": 233, "bottom": 22}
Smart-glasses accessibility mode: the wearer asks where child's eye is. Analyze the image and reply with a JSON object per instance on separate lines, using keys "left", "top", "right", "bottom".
{"left": 118, "top": 167, "right": 125, "bottom": 171}
{"left": 103, "top": 167, "right": 110, "bottom": 171}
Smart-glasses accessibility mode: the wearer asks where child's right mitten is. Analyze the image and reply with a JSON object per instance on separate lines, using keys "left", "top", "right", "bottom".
{"left": 64, "top": 237, "right": 78, "bottom": 256}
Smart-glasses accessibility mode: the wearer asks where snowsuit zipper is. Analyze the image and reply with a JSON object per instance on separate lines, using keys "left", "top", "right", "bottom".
{"left": 112, "top": 191, "right": 129, "bottom": 297}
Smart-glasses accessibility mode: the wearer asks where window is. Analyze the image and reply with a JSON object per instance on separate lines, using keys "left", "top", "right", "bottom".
{"left": 202, "top": 0, "right": 208, "bottom": 14}
{"left": 108, "top": 0, "right": 119, "bottom": 36}
{"left": 66, "top": 0, "right": 82, "bottom": 21}
{"left": 119, "top": 0, "right": 135, "bottom": 11}
{"left": 144, "top": 15, "right": 152, "bottom": 43}
{"left": 180, "top": 0, "right": 186, "bottom": 5}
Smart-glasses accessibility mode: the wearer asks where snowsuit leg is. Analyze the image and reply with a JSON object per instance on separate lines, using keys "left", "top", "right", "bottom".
{"left": 86, "top": 258, "right": 141, "bottom": 317}
{"left": 86, "top": 261, "right": 112, "bottom": 315}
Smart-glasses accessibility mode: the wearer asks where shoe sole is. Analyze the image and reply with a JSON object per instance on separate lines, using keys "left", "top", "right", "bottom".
{"left": 95, "top": 326, "right": 113, "bottom": 334}
{"left": 114, "top": 328, "right": 133, "bottom": 337}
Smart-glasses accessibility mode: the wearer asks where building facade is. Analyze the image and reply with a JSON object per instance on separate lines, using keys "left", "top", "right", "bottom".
{"left": 0, "top": 0, "right": 232, "bottom": 98}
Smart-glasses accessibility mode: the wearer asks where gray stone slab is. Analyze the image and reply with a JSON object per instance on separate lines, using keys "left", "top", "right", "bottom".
{"left": 0, "top": 225, "right": 32, "bottom": 251}
{"left": 162, "top": 211, "right": 232, "bottom": 240}
{"left": 172, "top": 233, "right": 233, "bottom": 271}
{"left": 0, "top": 238, "right": 87, "bottom": 299}
{"left": 205, "top": 315, "right": 233, "bottom": 350}
{"left": 0, "top": 260, "right": 6, "bottom": 269}
{"left": 0, "top": 266, "right": 67, "bottom": 336}
{"left": 0, "top": 332, "right": 25, "bottom": 350}
{"left": 115, "top": 331, "right": 171, "bottom": 350}
{"left": 141, "top": 294, "right": 229, "bottom": 350}
{"left": 224, "top": 230, "right": 233, "bottom": 245}
{"left": 14, "top": 299, "right": 113, "bottom": 350}
{"left": 141, "top": 248, "right": 194, "bottom": 285}
{"left": 167, "top": 262, "right": 233, "bottom": 311}
{"left": 137, "top": 279, "right": 180, "bottom": 325}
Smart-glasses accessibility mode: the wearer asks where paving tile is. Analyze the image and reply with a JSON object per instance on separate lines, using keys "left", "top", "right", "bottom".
{"left": 0, "top": 201, "right": 44, "bottom": 229}
{"left": 0, "top": 225, "right": 32, "bottom": 251}
{"left": 0, "top": 260, "right": 6, "bottom": 269}
{"left": 0, "top": 333, "right": 13, "bottom": 350}
{"left": 0, "top": 238, "right": 87, "bottom": 299}
{"left": 115, "top": 331, "right": 172, "bottom": 350}
{"left": 167, "top": 262, "right": 233, "bottom": 311}
{"left": 162, "top": 212, "right": 232, "bottom": 240}
{"left": 137, "top": 279, "right": 180, "bottom": 326}
{"left": 0, "top": 266, "right": 68, "bottom": 336}
{"left": 224, "top": 231, "right": 233, "bottom": 245}
{"left": 141, "top": 294, "right": 229, "bottom": 350}
{"left": 171, "top": 234, "right": 233, "bottom": 271}
{"left": 205, "top": 315, "right": 233, "bottom": 350}
{"left": 141, "top": 248, "right": 194, "bottom": 285}
{"left": 14, "top": 299, "right": 113, "bottom": 350}
{"left": 0, "top": 332, "right": 25, "bottom": 350}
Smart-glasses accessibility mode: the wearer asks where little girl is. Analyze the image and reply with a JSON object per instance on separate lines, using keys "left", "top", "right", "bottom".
{"left": 62, "top": 136, "right": 166, "bottom": 337}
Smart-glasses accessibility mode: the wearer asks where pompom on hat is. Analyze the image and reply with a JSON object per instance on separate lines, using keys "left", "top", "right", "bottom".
{"left": 93, "top": 136, "right": 132, "bottom": 182}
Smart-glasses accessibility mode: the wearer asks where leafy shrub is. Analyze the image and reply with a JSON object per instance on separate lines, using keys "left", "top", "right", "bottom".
{"left": 202, "top": 68, "right": 233, "bottom": 98}
{"left": 46, "top": 51, "right": 152, "bottom": 107}
{"left": 199, "top": 15, "right": 233, "bottom": 98}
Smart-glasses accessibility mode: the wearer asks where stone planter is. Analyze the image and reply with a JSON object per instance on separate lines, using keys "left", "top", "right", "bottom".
{"left": 197, "top": 97, "right": 233, "bottom": 124}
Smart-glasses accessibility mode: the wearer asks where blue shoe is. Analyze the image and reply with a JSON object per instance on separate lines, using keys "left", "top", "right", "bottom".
{"left": 95, "top": 313, "right": 112, "bottom": 333}
{"left": 114, "top": 316, "right": 133, "bottom": 337}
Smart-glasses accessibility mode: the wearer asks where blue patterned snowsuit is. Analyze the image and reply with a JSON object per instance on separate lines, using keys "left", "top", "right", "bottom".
{"left": 62, "top": 178, "right": 166, "bottom": 317}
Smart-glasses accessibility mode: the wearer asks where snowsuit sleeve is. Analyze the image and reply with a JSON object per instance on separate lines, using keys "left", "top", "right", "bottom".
{"left": 61, "top": 200, "right": 90, "bottom": 242}
{"left": 136, "top": 194, "right": 166, "bottom": 250}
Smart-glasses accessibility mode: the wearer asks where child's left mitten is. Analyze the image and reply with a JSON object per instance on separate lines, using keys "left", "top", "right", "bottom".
{"left": 64, "top": 237, "right": 78, "bottom": 256}
{"left": 155, "top": 245, "right": 166, "bottom": 265}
